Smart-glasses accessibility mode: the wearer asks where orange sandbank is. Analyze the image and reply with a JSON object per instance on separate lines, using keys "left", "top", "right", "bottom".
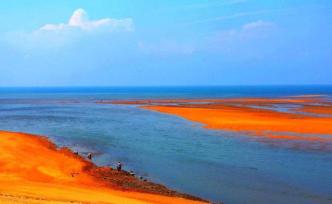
{"left": 142, "top": 104, "right": 332, "bottom": 141}
{"left": 103, "top": 97, "right": 321, "bottom": 105}
{"left": 107, "top": 96, "right": 332, "bottom": 150}
{"left": 297, "top": 105, "right": 332, "bottom": 115}
{"left": 0, "top": 130, "right": 206, "bottom": 204}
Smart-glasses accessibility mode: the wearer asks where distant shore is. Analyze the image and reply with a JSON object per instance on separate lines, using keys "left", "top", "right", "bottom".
{"left": 0, "top": 130, "right": 206, "bottom": 204}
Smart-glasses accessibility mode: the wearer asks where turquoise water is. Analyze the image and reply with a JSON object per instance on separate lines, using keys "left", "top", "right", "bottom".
{"left": 0, "top": 86, "right": 332, "bottom": 203}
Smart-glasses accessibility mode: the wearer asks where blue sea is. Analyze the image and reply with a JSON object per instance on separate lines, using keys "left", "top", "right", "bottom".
{"left": 0, "top": 86, "right": 332, "bottom": 204}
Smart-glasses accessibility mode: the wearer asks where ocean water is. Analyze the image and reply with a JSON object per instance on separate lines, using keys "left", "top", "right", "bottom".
{"left": 0, "top": 86, "right": 332, "bottom": 204}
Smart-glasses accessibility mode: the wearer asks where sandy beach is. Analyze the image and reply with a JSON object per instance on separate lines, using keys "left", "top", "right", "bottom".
{"left": 0, "top": 130, "right": 206, "bottom": 204}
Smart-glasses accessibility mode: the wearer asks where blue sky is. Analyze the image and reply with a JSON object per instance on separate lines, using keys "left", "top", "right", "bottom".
{"left": 0, "top": 0, "right": 331, "bottom": 86}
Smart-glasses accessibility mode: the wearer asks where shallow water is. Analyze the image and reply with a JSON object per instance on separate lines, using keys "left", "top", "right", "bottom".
{"left": 0, "top": 86, "right": 331, "bottom": 203}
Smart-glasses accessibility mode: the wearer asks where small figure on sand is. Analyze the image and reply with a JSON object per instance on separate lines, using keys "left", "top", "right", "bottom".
{"left": 116, "top": 162, "right": 122, "bottom": 171}
{"left": 129, "top": 170, "right": 135, "bottom": 176}
{"left": 87, "top": 152, "right": 92, "bottom": 160}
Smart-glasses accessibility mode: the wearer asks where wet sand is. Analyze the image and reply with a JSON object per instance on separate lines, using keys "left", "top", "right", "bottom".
{"left": 0, "top": 130, "right": 206, "bottom": 204}
{"left": 107, "top": 96, "right": 332, "bottom": 151}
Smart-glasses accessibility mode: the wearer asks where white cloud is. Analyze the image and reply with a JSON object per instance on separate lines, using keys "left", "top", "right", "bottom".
{"left": 3, "top": 8, "right": 134, "bottom": 50}
{"left": 203, "top": 20, "right": 276, "bottom": 59}
{"left": 40, "top": 8, "right": 134, "bottom": 32}
{"left": 242, "top": 20, "right": 273, "bottom": 30}
{"left": 189, "top": 9, "right": 281, "bottom": 25}
{"left": 215, "top": 20, "right": 274, "bottom": 39}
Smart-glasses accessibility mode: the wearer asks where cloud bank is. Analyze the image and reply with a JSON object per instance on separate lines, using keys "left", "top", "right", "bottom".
{"left": 3, "top": 8, "right": 134, "bottom": 50}
{"left": 40, "top": 8, "right": 134, "bottom": 32}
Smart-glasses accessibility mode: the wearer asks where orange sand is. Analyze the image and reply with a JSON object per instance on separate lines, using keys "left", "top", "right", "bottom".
{"left": 105, "top": 97, "right": 322, "bottom": 105}
{"left": 0, "top": 130, "right": 206, "bottom": 204}
{"left": 105, "top": 96, "right": 332, "bottom": 145}
{"left": 143, "top": 105, "right": 332, "bottom": 141}
{"left": 298, "top": 105, "right": 332, "bottom": 115}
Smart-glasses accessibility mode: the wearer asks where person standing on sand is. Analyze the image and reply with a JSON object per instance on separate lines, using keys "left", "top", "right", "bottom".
{"left": 87, "top": 152, "right": 92, "bottom": 160}
{"left": 116, "top": 162, "right": 122, "bottom": 171}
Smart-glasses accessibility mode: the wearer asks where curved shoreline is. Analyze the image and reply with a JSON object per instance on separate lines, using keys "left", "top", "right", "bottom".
{"left": 0, "top": 130, "right": 207, "bottom": 204}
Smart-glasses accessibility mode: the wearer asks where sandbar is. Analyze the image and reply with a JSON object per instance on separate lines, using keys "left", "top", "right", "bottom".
{"left": 106, "top": 96, "right": 332, "bottom": 151}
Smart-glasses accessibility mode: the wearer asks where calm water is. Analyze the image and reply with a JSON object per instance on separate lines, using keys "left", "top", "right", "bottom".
{"left": 0, "top": 86, "right": 332, "bottom": 204}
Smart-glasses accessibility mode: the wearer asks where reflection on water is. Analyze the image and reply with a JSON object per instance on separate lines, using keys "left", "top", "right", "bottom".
{"left": 0, "top": 87, "right": 332, "bottom": 204}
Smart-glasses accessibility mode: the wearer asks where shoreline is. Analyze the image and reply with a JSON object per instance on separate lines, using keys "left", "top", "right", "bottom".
{"left": 0, "top": 130, "right": 207, "bottom": 204}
